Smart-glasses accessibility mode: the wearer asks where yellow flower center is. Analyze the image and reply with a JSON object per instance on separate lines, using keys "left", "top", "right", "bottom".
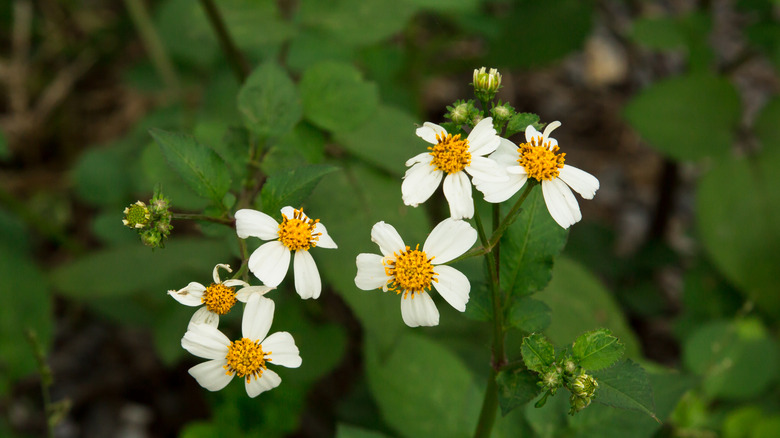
{"left": 384, "top": 245, "right": 438, "bottom": 297}
{"left": 278, "top": 209, "right": 320, "bottom": 251}
{"left": 518, "top": 137, "right": 566, "bottom": 181}
{"left": 429, "top": 132, "right": 471, "bottom": 174}
{"left": 201, "top": 283, "right": 237, "bottom": 315}
{"left": 224, "top": 338, "right": 270, "bottom": 383}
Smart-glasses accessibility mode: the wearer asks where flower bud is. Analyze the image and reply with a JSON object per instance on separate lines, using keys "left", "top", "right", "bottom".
{"left": 449, "top": 102, "right": 471, "bottom": 125}
{"left": 472, "top": 67, "right": 502, "bottom": 101}
{"left": 491, "top": 103, "right": 514, "bottom": 122}
{"left": 123, "top": 201, "right": 151, "bottom": 229}
{"left": 571, "top": 373, "right": 598, "bottom": 398}
{"left": 564, "top": 359, "right": 577, "bottom": 375}
{"left": 541, "top": 369, "right": 562, "bottom": 394}
{"left": 569, "top": 393, "right": 592, "bottom": 414}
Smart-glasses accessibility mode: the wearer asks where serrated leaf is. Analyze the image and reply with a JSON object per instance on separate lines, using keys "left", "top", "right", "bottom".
{"left": 300, "top": 61, "right": 379, "bottom": 133}
{"left": 260, "top": 164, "right": 339, "bottom": 215}
{"left": 507, "top": 297, "right": 551, "bottom": 333}
{"left": 298, "top": 0, "right": 417, "bottom": 47}
{"left": 497, "top": 364, "right": 542, "bottom": 416}
{"left": 623, "top": 73, "right": 739, "bottom": 161}
{"left": 593, "top": 360, "right": 657, "bottom": 421}
{"left": 150, "top": 129, "right": 231, "bottom": 203}
{"left": 505, "top": 112, "right": 541, "bottom": 137}
{"left": 500, "top": 188, "right": 569, "bottom": 298}
{"left": 238, "top": 62, "right": 301, "bottom": 140}
{"left": 572, "top": 329, "right": 625, "bottom": 371}
{"left": 521, "top": 333, "right": 556, "bottom": 373}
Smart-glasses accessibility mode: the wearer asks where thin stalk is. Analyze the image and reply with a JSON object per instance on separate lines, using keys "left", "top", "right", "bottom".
{"left": 486, "top": 181, "right": 537, "bottom": 250}
{"left": 199, "top": 0, "right": 250, "bottom": 82}
{"left": 25, "top": 329, "right": 54, "bottom": 438}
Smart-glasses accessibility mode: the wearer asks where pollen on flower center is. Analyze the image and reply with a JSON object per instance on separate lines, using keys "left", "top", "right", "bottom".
{"left": 518, "top": 137, "right": 566, "bottom": 181}
{"left": 384, "top": 244, "right": 438, "bottom": 297}
{"left": 224, "top": 338, "right": 270, "bottom": 383}
{"left": 429, "top": 133, "right": 471, "bottom": 174}
{"left": 201, "top": 283, "right": 237, "bottom": 315}
{"left": 278, "top": 209, "right": 321, "bottom": 251}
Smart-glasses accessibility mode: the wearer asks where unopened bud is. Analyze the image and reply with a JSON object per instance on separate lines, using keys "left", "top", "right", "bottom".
{"left": 472, "top": 67, "right": 502, "bottom": 101}
{"left": 569, "top": 393, "right": 592, "bottom": 414}
{"left": 564, "top": 359, "right": 577, "bottom": 374}
{"left": 571, "top": 373, "right": 598, "bottom": 398}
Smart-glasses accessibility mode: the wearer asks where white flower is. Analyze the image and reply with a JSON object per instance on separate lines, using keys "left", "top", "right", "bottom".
{"left": 354, "top": 219, "right": 477, "bottom": 327}
{"left": 168, "top": 263, "right": 272, "bottom": 328}
{"left": 181, "top": 294, "right": 302, "bottom": 398}
{"left": 402, "top": 117, "right": 506, "bottom": 219}
{"left": 235, "top": 206, "right": 337, "bottom": 300}
{"left": 473, "top": 121, "right": 600, "bottom": 229}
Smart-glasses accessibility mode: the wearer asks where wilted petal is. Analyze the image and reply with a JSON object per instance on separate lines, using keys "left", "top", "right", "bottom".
{"left": 168, "top": 282, "right": 206, "bottom": 306}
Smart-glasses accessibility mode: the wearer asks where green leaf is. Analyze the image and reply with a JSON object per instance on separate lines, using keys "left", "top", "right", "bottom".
{"left": 50, "top": 239, "right": 232, "bottom": 298}
{"left": 298, "top": 0, "right": 417, "bottom": 47}
{"left": 697, "top": 98, "right": 780, "bottom": 316}
{"left": 594, "top": 360, "right": 657, "bottom": 421}
{"left": 238, "top": 62, "right": 302, "bottom": 140}
{"left": 287, "top": 30, "right": 356, "bottom": 73}
{"left": 572, "top": 329, "right": 625, "bottom": 371}
{"left": 300, "top": 61, "right": 380, "bottom": 133}
{"left": 723, "top": 406, "right": 765, "bottom": 438}
{"left": 497, "top": 363, "right": 543, "bottom": 416}
{"left": 138, "top": 142, "right": 209, "bottom": 210}
{"left": 366, "top": 333, "right": 480, "bottom": 438}
{"left": 336, "top": 424, "right": 392, "bottom": 438}
{"left": 507, "top": 296, "right": 551, "bottom": 333}
{"left": 753, "top": 417, "right": 780, "bottom": 438}
{"left": 500, "top": 188, "right": 569, "bottom": 298}
{"left": 521, "top": 333, "right": 556, "bottom": 373}
{"left": 505, "top": 112, "right": 541, "bottom": 137}
{"left": 623, "top": 73, "right": 740, "bottom": 161}
{"left": 260, "top": 164, "right": 339, "bottom": 215}
{"left": 150, "top": 129, "right": 231, "bottom": 203}
{"left": 630, "top": 17, "right": 687, "bottom": 49}
{"left": 72, "top": 140, "right": 136, "bottom": 206}
{"left": 334, "top": 105, "right": 420, "bottom": 175}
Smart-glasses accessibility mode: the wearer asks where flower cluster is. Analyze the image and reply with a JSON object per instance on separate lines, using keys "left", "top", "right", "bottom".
{"left": 123, "top": 189, "right": 173, "bottom": 249}
{"left": 535, "top": 356, "right": 599, "bottom": 415}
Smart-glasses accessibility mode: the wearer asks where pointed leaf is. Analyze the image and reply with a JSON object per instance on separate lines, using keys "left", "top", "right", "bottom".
{"left": 521, "top": 333, "right": 556, "bottom": 373}
{"left": 496, "top": 363, "right": 542, "bottom": 416}
{"left": 572, "top": 328, "right": 625, "bottom": 371}
{"left": 505, "top": 112, "right": 541, "bottom": 137}
{"left": 594, "top": 359, "right": 658, "bottom": 421}
{"left": 260, "top": 164, "right": 339, "bottom": 215}
{"left": 507, "top": 296, "right": 551, "bottom": 333}
{"left": 238, "top": 62, "right": 302, "bottom": 140}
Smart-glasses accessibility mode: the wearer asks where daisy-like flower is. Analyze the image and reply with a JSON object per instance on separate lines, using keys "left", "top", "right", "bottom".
{"left": 402, "top": 117, "right": 506, "bottom": 219}
{"left": 181, "top": 294, "right": 301, "bottom": 397}
{"left": 168, "top": 263, "right": 272, "bottom": 328}
{"left": 235, "top": 206, "right": 337, "bottom": 300}
{"left": 354, "top": 218, "right": 477, "bottom": 327}
{"left": 473, "top": 121, "right": 600, "bottom": 229}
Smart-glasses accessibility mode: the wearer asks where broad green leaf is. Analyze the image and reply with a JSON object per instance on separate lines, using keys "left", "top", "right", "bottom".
{"left": 521, "top": 333, "right": 556, "bottom": 373}
{"left": 572, "top": 329, "right": 624, "bottom": 371}
{"left": 300, "top": 62, "right": 380, "bottom": 133}
{"left": 507, "top": 296, "right": 551, "bottom": 333}
{"left": 150, "top": 129, "right": 231, "bottom": 204}
{"left": 287, "top": 30, "right": 355, "bottom": 74}
{"left": 623, "top": 73, "right": 740, "bottom": 161}
{"left": 593, "top": 360, "right": 657, "bottom": 421}
{"left": 630, "top": 17, "right": 687, "bottom": 49}
{"left": 335, "top": 105, "right": 420, "bottom": 175}
{"left": 336, "top": 424, "right": 392, "bottom": 438}
{"left": 139, "top": 142, "right": 209, "bottom": 210}
{"left": 683, "top": 319, "right": 780, "bottom": 400}
{"left": 505, "top": 112, "right": 541, "bottom": 138}
{"left": 0, "top": 244, "right": 52, "bottom": 394}
{"left": 366, "top": 333, "right": 480, "bottom": 438}
{"left": 298, "top": 0, "right": 417, "bottom": 47}
{"left": 499, "top": 188, "right": 569, "bottom": 298}
{"left": 698, "top": 99, "right": 780, "bottom": 316}
{"left": 50, "top": 239, "right": 232, "bottom": 298}
{"left": 259, "top": 164, "right": 340, "bottom": 215}
{"left": 72, "top": 140, "right": 135, "bottom": 206}
{"left": 496, "top": 363, "right": 542, "bottom": 416}
{"left": 538, "top": 257, "right": 641, "bottom": 357}
{"left": 238, "top": 62, "right": 302, "bottom": 140}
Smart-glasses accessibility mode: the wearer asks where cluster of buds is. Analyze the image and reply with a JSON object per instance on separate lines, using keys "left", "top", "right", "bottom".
{"left": 490, "top": 101, "right": 515, "bottom": 124}
{"left": 472, "top": 67, "right": 502, "bottom": 102}
{"left": 445, "top": 99, "right": 479, "bottom": 128}
{"left": 123, "top": 188, "right": 172, "bottom": 249}
{"left": 569, "top": 373, "right": 598, "bottom": 414}
{"left": 535, "top": 356, "right": 599, "bottom": 415}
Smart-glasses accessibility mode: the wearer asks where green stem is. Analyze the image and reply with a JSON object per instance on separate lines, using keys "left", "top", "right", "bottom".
{"left": 198, "top": 0, "right": 250, "bottom": 82}
{"left": 473, "top": 368, "right": 499, "bottom": 438}
{"left": 486, "top": 181, "right": 537, "bottom": 250}
{"left": 123, "top": 0, "right": 181, "bottom": 97}
{"left": 236, "top": 238, "right": 249, "bottom": 282}
{"left": 25, "top": 329, "right": 54, "bottom": 438}
{"left": 171, "top": 212, "right": 233, "bottom": 225}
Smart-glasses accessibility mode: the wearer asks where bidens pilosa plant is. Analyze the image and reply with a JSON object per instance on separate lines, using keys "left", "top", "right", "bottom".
{"left": 130, "top": 65, "right": 657, "bottom": 436}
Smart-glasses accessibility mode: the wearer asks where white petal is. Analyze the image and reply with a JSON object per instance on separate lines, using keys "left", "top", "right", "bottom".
{"left": 442, "top": 172, "right": 474, "bottom": 219}
{"left": 432, "top": 265, "right": 470, "bottom": 312}
{"left": 235, "top": 209, "right": 279, "bottom": 240}
{"left": 400, "top": 292, "right": 439, "bottom": 327}
{"left": 507, "top": 165, "right": 528, "bottom": 175}
{"left": 402, "top": 162, "right": 443, "bottom": 207}
{"left": 248, "top": 241, "right": 291, "bottom": 287}
{"left": 558, "top": 165, "right": 599, "bottom": 200}
{"left": 475, "top": 173, "right": 528, "bottom": 203}
{"left": 466, "top": 156, "right": 507, "bottom": 182}
{"left": 490, "top": 137, "right": 520, "bottom": 165}
{"left": 235, "top": 285, "right": 273, "bottom": 302}
{"left": 182, "top": 324, "right": 230, "bottom": 360}
{"left": 222, "top": 279, "right": 249, "bottom": 288}
{"left": 525, "top": 125, "right": 543, "bottom": 144}
{"left": 212, "top": 264, "right": 231, "bottom": 284}
{"left": 424, "top": 218, "right": 478, "bottom": 264}
{"left": 189, "top": 306, "right": 219, "bottom": 328}
{"left": 168, "top": 282, "right": 206, "bottom": 306}
{"left": 416, "top": 122, "right": 447, "bottom": 144}
{"left": 188, "top": 359, "right": 232, "bottom": 392}
{"left": 370, "top": 222, "right": 406, "bottom": 256}
{"left": 314, "top": 222, "right": 338, "bottom": 249}
{"left": 355, "top": 253, "right": 389, "bottom": 290}
{"left": 246, "top": 368, "right": 281, "bottom": 398}
{"left": 541, "top": 179, "right": 582, "bottom": 229}
{"left": 542, "top": 121, "right": 562, "bottom": 141}
{"left": 467, "top": 117, "right": 500, "bottom": 156}
{"left": 242, "top": 294, "right": 275, "bottom": 342}
{"left": 293, "top": 250, "right": 321, "bottom": 299}
{"left": 262, "top": 332, "right": 302, "bottom": 368}
{"left": 405, "top": 152, "right": 433, "bottom": 167}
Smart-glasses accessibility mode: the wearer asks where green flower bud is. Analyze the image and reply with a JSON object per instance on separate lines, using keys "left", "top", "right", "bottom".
{"left": 542, "top": 369, "right": 563, "bottom": 393}
{"left": 123, "top": 201, "right": 151, "bottom": 229}
{"left": 569, "top": 393, "right": 592, "bottom": 414}
{"left": 564, "top": 359, "right": 577, "bottom": 375}
{"left": 449, "top": 103, "right": 470, "bottom": 125}
{"left": 571, "top": 373, "right": 598, "bottom": 398}
{"left": 472, "top": 67, "right": 502, "bottom": 101}
{"left": 491, "top": 103, "right": 514, "bottom": 122}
